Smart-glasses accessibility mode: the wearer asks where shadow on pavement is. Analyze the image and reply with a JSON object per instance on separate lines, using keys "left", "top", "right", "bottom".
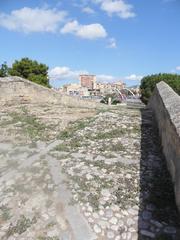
{"left": 138, "top": 108, "right": 180, "bottom": 240}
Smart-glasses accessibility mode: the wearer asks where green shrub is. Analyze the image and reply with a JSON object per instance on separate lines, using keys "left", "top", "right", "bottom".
{"left": 9, "top": 58, "right": 50, "bottom": 88}
{"left": 100, "top": 93, "right": 121, "bottom": 105}
{"left": 140, "top": 73, "right": 180, "bottom": 104}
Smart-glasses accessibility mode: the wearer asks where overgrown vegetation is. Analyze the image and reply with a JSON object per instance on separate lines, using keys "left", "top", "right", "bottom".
{"left": 0, "top": 62, "right": 9, "bottom": 77}
{"left": 140, "top": 73, "right": 180, "bottom": 104}
{"left": 0, "top": 205, "right": 11, "bottom": 221}
{"left": 100, "top": 93, "right": 121, "bottom": 105}
{"left": 0, "top": 58, "right": 50, "bottom": 87}
{"left": 1, "top": 107, "right": 50, "bottom": 141}
{"left": 5, "top": 215, "right": 37, "bottom": 238}
{"left": 58, "top": 117, "right": 94, "bottom": 140}
{"left": 37, "top": 237, "right": 59, "bottom": 240}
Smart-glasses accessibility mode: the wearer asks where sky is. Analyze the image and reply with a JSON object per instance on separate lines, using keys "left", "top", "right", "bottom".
{"left": 0, "top": 0, "right": 180, "bottom": 87}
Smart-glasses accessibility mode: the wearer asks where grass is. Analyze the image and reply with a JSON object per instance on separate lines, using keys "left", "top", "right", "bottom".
{"left": 102, "top": 153, "right": 116, "bottom": 158}
{"left": 58, "top": 117, "right": 94, "bottom": 140}
{"left": 37, "top": 237, "right": 59, "bottom": 240}
{"left": 68, "top": 172, "right": 114, "bottom": 210}
{"left": 0, "top": 205, "right": 11, "bottom": 221}
{"left": 5, "top": 215, "right": 37, "bottom": 238}
{"left": 54, "top": 138, "right": 82, "bottom": 152}
{"left": 93, "top": 128, "right": 126, "bottom": 140}
{"left": 98, "top": 142, "right": 126, "bottom": 153}
{"left": 54, "top": 143, "right": 69, "bottom": 152}
{"left": 108, "top": 142, "right": 126, "bottom": 152}
{"left": 1, "top": 107, "right": 50, "bottom": 141}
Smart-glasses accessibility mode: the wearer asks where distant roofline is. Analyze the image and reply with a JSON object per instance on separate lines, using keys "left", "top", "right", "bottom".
{"left": 79, "top": 74, "right": 96, "bottom": 77}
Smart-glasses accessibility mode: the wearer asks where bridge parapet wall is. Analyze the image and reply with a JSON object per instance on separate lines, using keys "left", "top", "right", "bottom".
{"left": 0, "top": 76, "right": 101, "bottom": 109}
{"left": 148, "top": 81, "right": 180, "bottom": 211}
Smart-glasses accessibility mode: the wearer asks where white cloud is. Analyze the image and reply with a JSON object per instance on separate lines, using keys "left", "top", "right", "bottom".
{"left": 125, "top": 74, "right": 143, "bottom": 81}
{"left": 49, "top": 66, "right": 118, "bottom": 82}
{"left": 61, "top": 20, "right": 79, "bottom": 33}
{"left": 175, "top": 66, "right": 180, "bottom": 71}
{"left": 82, "top": 7, "right": 95, "bottom": 14}
{"left": 92, "top": 0, "right": 135, "bottom": 19}
{"left": 61, "top": 20, "right": 107, "bottom": 39}
{"left": 107, "top": 38, "right": 117, "bottom": 48}
{"left": 49, "top": 66, "right": 88, "bottom": 81}
{"left": 49, "top": 66, "right": 143, "bottom": 85}
{"left": 0, "top": 7, "right": 67, "bottom": 33}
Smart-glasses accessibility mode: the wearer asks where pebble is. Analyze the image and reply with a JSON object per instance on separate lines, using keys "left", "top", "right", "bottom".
{"left": 121, "top": 210, "right": 129, "bottom": 216}
{"left": 115, "top": 213, "right": 121, "bottom": 218}
{"left": 105, "top": 209, "right": 113, "bottom": 218}
{"left": 121, "top": 232, "right": 127, "bottom": 239}
{"left": 84, "top": 212, "right": 91, "bottom": 217}
{"left": 141, "top": 230, "right": 155, "bottom": 238}
{"left": 111, "top": 205, "right": 120, "bottom": 212}
{"left": 115, "top": 236, "right": 120, "bottom": 240}
{"left": 93, "top": 212, "right": 99, "bottom": 219}
{"left": 128, "top": 208, "right": 138, "bottom": 216}
{"left": 107, "top": 231, "right": 115, "bottom": 239}
{"left": 139, "top": 220, "right": 149, "bottom": 229}
{"left": 129, "top": 227, "right": 136, "bottom": 233}
{"left": 126, "top": 174, "right": 131, "bottom": 179}
{"left": 101, "top": 189, "right": 111, "bottom": 198}
{"left": 126, "top": 232, "right": 132, "bottom": 239}
{"left": 86, "top": 173, "right": 93, "bottom": 180}
{"left": 88, "top": 217, "right": 94, "bottom": 223}
{"left": 93, "top": 224, "right": 101, "bottom": 234}
{"left": 87, "top": 206, "right": 93, "bottom": 212}
{"left": 127, "top": 218, "right": 134, "bottom": 226}
{"left": 146, "top": 204, "right": 156, "bottom": 211}
{"left": 142, "top": 210, "right": 152, "bottom": 220}
{"left": 99, "top": 220, "right": 107, "bottom": 229}
{"left": 119, "top": 220, "right": 124, "bottom": 227}
{"left": 47, "top": 229, "right": 59, "bottom": 237}
{"left": 164, "top": 226, "right": 176, "bottom": 234}
{"left": 109, "top": 217, "right": 118, "bottom": 225}
{"left": 150, "top": 220, "right": 163, "bottom": 228}
{"left": 99, "top": 210, "right": 104, "bottom": 216}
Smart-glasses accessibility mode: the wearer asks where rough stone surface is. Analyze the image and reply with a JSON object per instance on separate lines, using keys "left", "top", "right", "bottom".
{"left": 0, "top": 98, "right": 179, "bottom": 239}
{"left": 0, "top": 76, "right": 102, "bottom": 109}
{"left": 148, "top": 81, "right": 180, "bottom": 211}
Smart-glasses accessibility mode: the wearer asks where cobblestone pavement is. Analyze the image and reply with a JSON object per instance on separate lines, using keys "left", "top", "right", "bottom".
{"left": 0, "top": 104, "right": 179, "bottom": 240}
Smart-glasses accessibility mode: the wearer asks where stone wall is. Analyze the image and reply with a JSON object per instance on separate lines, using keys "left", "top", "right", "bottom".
{"left": 148, "top": 81, "right": 180, "bottom": 211}
{"left": 0, "top": 76, "right": 101, "bottom": 109}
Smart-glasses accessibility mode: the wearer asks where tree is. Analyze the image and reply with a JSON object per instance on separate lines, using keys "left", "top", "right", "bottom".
{"left": 0, "top": 62, "right": 9, "bottom": 77}
{"left": 9, "top": 58, "right": 50, "bottom": 87}
{"left": 140, "top": 73, "right": 180, "bottom": 104}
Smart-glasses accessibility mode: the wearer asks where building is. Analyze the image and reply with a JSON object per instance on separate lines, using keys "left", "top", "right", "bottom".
{"left": 80, "top": 75, "right": 96, "bottom": 90}
{"left": 63, "top": 83, "right": 90, "bottom": 97}
{"left": 62, "top": 74, "right": 125, "bottom": 98}
{"left": 96, "top": 81, "right": 125, "bottom": 95}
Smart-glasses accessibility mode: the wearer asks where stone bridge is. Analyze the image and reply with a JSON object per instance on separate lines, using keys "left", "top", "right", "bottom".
{"left": 0, "top": 78, "right": 179, "bottom": 240}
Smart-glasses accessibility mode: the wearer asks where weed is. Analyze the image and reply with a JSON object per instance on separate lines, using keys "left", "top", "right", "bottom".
{"left": 58, "top": 117, "right": 95, "bottom": 140}
{"left": 37, "top": 237, "right": 59, "bottom": 240}
{"left": 0, "top": 205, "right": 11, "bottom": 221}
{"left": 108, "top": 142, "right": 126, "bottom": 152}
{"left": 54, "top": 143, "right": 69, "bottom": 152}
{"left": 6, "top": 215, "right": 37, "bottom": 237}
{"left": 4, "top": 110, "right": 49, "bottom": 141}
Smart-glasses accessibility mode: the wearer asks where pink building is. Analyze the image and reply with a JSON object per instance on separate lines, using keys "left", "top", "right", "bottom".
{"left": 80, "top": 75, "right": 96, "bottom": 90}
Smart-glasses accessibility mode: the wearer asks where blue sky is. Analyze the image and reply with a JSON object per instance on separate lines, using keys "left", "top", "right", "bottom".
{"left": 0, "top": 0, "right": 180, "bottom": 87}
